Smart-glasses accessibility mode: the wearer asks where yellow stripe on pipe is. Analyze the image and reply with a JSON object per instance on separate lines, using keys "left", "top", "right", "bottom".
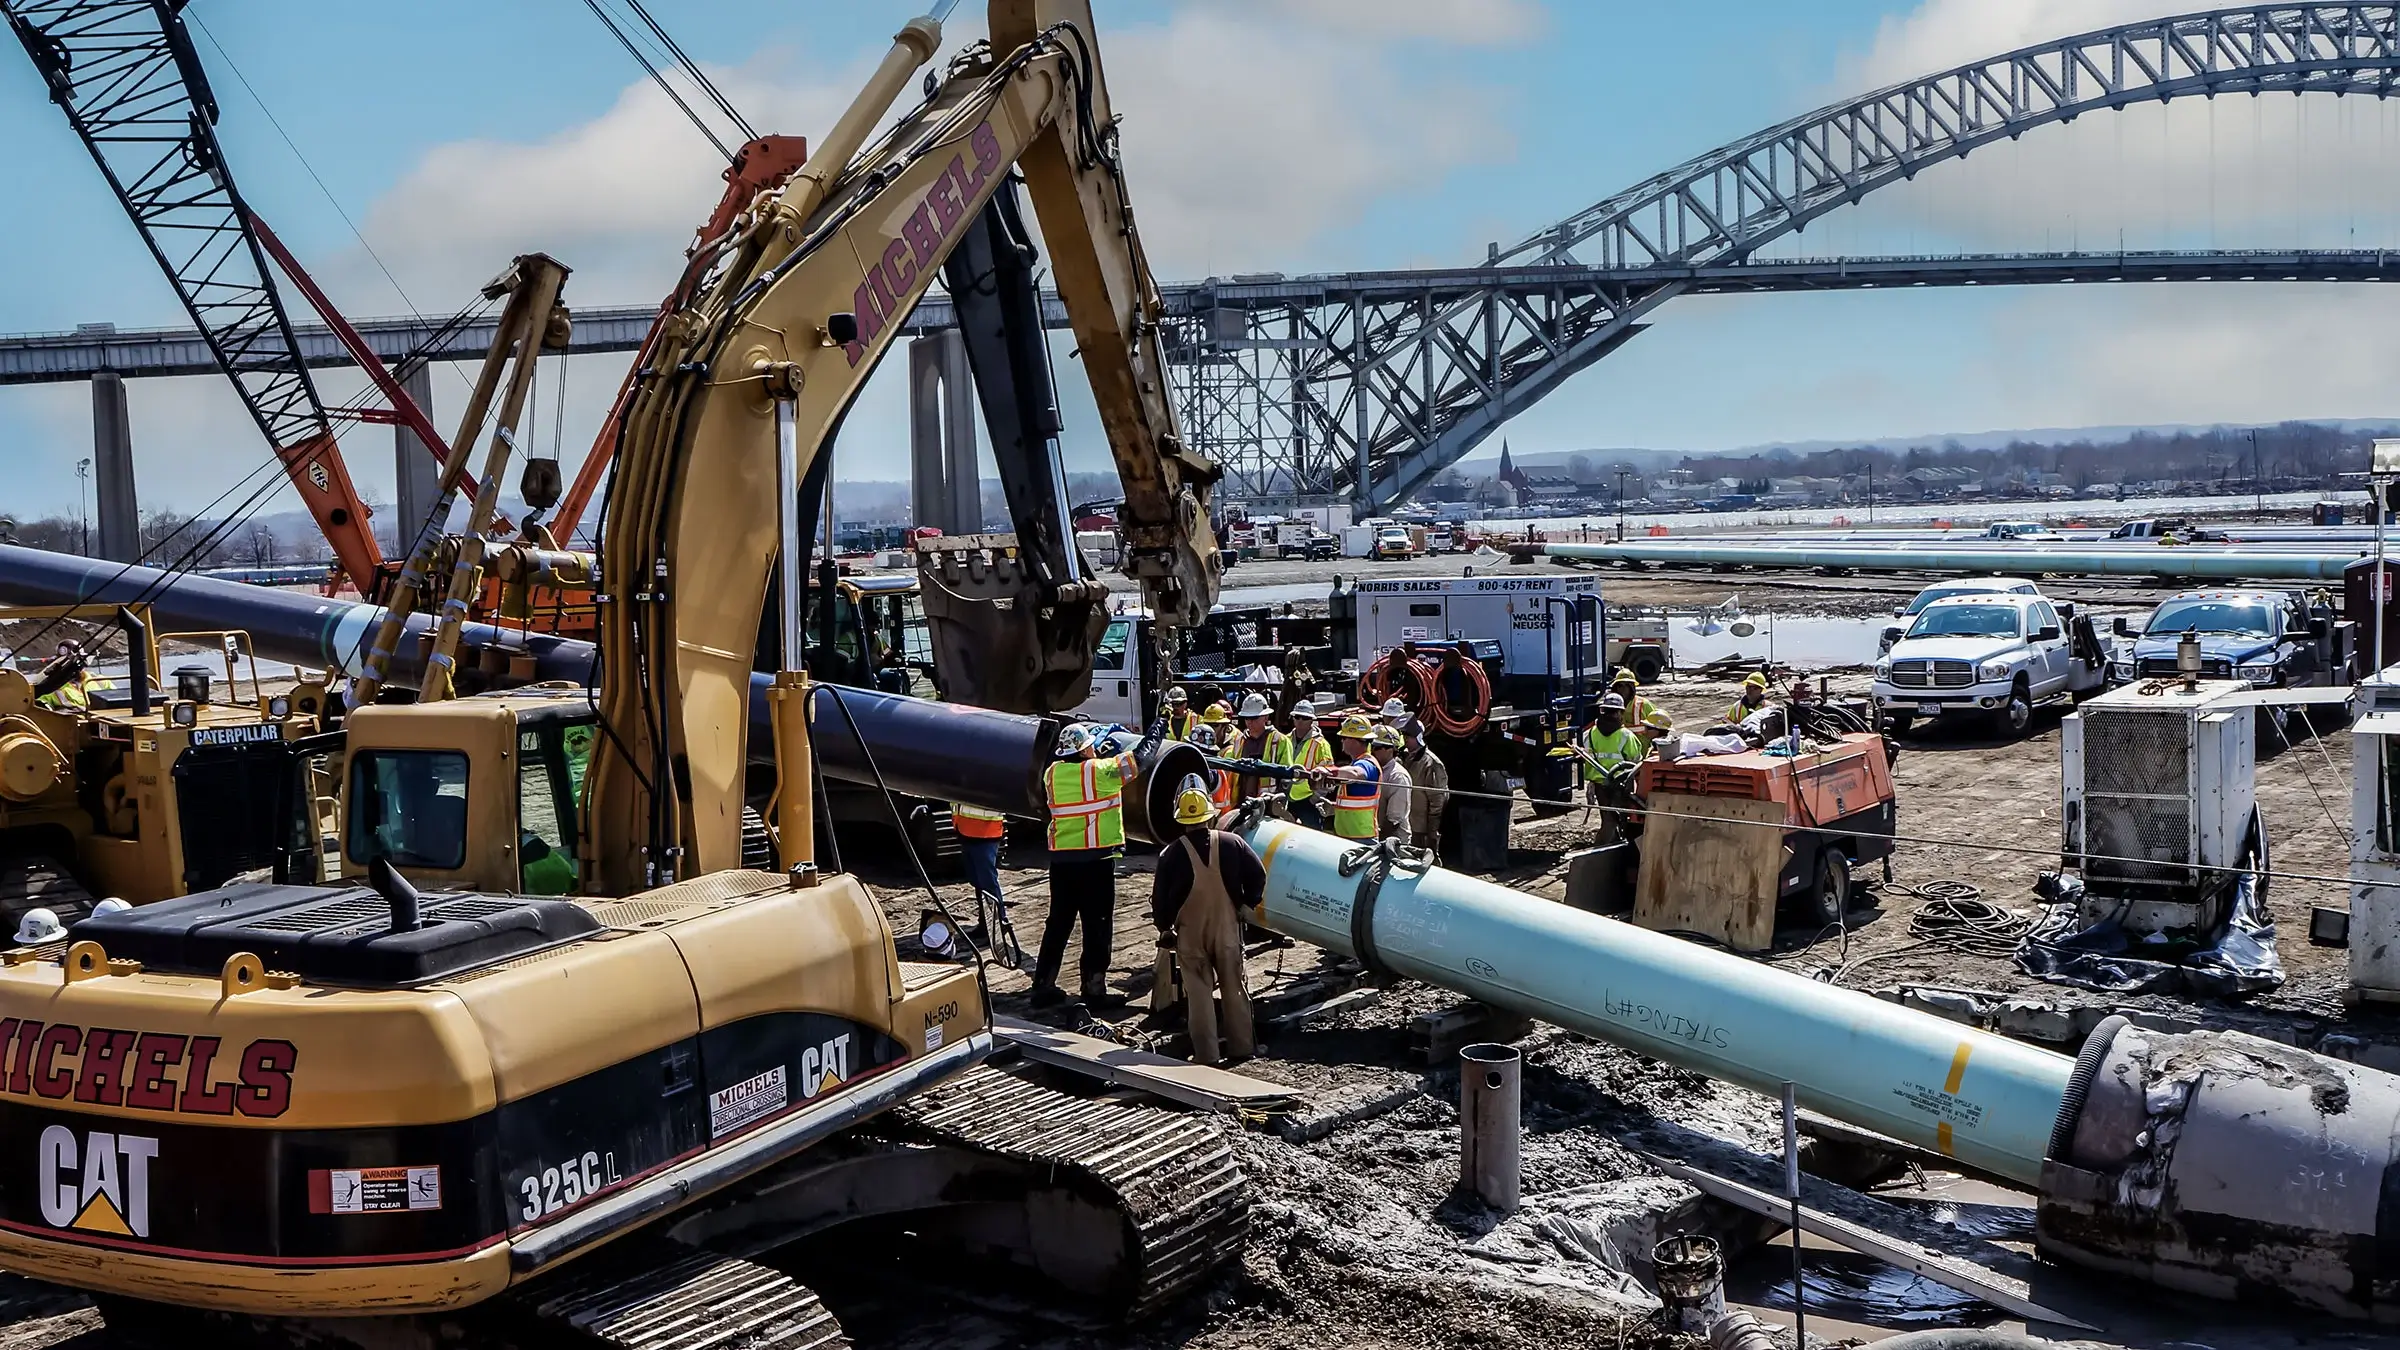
{"left": 1937, "top": 1121, "right": 1954, "bottom": 1155}
{"left": 1944, "top": 1042, "right": 1973, "bottom": 1095}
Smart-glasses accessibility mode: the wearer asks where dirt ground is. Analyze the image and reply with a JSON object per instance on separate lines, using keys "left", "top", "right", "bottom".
{"left": 833, "top": 571, "right": 2390, "bottom": 1350}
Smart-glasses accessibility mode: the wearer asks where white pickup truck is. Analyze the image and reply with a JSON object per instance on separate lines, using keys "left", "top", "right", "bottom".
{"left": 1871, "top": 592, "right": 2108, "bottom": 738}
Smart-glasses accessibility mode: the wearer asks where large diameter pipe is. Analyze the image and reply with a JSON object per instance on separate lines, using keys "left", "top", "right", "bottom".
{"left": 1238, "top": 818, "right": 2075, "bottom": 1184}
{"left": 1543, "top": 538, "right": 2364, "bottom": 581}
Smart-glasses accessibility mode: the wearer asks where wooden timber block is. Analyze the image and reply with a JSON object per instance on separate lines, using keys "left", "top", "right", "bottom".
{"left": 1633, "top": 790, "right": 1787, "bottom": 952}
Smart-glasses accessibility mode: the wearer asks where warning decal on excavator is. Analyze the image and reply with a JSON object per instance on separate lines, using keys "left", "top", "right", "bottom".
{"left": 708, "top": 1066, "right": 788, "bottom": 1139}
{"left": 308, "top": 1165, "right": 441, "bottom": 1215}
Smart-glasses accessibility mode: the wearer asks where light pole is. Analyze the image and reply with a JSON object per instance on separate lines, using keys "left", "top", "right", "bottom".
{"left": 1615, "top": 467, "right": 1629, "bottom": 539}
{"left": 2250, "top": 428, "right": 2262, "bottom": 517}
{"left": 73, "top": 458, "right": 90, "bottom": 556}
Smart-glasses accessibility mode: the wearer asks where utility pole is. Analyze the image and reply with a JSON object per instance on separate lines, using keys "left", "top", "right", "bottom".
{"left": 1615, "top": 467, "right": 1629, "bottom": 539}
{"left": 73, "top": 458, "right": 90, "bottom": 555}
{"left": 1865, "top": 460, "right": 1874, "bottom": 523}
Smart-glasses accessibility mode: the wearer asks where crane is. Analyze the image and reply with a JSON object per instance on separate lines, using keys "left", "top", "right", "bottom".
{"left": 3, "top": 0, "right": 460, "bottom": 592}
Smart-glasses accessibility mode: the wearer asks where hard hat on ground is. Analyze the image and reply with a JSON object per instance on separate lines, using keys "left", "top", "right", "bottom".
{"left": 1173, "top": 775, "right": 1216, "bottom": 826}
{"left": 1337, "top": 714, "right": 1374, "bottom": 741}
{"left": 1741, "top": 671, "right": 1771, "bottom": 691}
{"left": 1379, "top": 697, "right": 1408, "bottom": 720}
{"left": 1054, "top": 723, "right": 1097, "bottom": 757}
{"left": 1599, "top": 693, "right": 1627, "bottom": 711}
{"left": 92, "top": 897, "right": 131, "bottom": 916}
{"left": 1611, "top": 666, "right": 1640, "bottom": 687}
{"left": 14, "top": 908, "right": 62, "bottom": 945}
{"left": 1238, "top": 693, "right": 1272, "bottom": 719}
{"left": 1370, "top": 723, "right": 1403, "bottom": 749}
{"left": 1165, "top": 687, "right": 1189, "bottom": 705}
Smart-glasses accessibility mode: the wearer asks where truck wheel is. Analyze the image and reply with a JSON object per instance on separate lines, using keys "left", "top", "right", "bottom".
{"left": 1998, "top": 679, "right": 2032, "bottom": 738}
{"left": 1629, "top": 651, "right": 1664, "bottom": 685}
{"left": 1806, "top": 850, "right": 1852, "bottom": 927}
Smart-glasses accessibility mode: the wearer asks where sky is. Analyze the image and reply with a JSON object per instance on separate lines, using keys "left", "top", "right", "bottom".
{"left": 8, "top": 0, "right": 2400, "bottom": 522}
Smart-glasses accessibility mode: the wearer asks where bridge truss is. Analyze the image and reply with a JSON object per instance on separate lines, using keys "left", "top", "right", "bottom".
{"left": 1169, "top": 5, "right": 2400, "bottom": 511}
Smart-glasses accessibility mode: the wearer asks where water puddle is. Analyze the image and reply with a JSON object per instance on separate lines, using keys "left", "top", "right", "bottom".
{"left": 1729, "top": 1248, "right": 2011, "bottom": 1329}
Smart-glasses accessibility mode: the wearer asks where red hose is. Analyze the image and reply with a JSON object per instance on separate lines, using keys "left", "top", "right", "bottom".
{"left": 1356, "top": 645, "right": 1491, "bottom": 737}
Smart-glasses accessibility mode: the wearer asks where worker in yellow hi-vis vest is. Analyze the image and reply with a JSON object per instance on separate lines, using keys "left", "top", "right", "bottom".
{"left": 1276, "top": 702, "right": 1334, "bottom": 828}
{"left": 1310, "top": 714, "right": 1383, "bottom": 840}
{"left": 1723, "top": 670, "right": 1772, "bottom": 727}
{"left": 1034, "top": 722, "right": 1143, "bottom": 1010}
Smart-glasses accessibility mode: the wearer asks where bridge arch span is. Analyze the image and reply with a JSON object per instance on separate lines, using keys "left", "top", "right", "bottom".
{"left": 1180, "top": 6, "right": 2400, "bottom": 508}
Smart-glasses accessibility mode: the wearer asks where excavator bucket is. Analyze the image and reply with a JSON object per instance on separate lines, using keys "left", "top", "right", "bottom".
{"left": 917, "top": 534, "right": 1108, "bottom": 714}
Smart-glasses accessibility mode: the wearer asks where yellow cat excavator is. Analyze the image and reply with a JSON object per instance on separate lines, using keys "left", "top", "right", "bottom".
{"left": 0, "top": 6, "right": 1233, "bottom": 1346}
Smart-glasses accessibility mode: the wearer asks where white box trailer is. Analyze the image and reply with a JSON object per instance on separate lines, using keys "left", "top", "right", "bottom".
{"left": 1353, "top": 575, "right": 1601, "bottom": 685}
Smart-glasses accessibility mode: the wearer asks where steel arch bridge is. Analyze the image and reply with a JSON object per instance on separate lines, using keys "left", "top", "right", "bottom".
{"left": 1173, "top": 4, "right": 2400, "bottom": 511}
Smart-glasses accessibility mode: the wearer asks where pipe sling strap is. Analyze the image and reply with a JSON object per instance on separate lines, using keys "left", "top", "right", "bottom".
{"left": 1337, "top": 837, "right": 1428, "bottom": 979}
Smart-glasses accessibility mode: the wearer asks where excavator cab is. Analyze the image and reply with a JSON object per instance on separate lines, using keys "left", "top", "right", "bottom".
{"left": 339, "top": 685, "right": 596, "bottom": 896}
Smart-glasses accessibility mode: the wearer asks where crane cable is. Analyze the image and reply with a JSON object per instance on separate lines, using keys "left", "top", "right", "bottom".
{"left": 579, "top": 0, "right": 735, "bottom": 163}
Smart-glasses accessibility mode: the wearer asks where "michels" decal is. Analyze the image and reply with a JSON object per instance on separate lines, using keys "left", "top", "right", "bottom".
{"left": 840, "top": 120, "right": 1006, "bottom": 367}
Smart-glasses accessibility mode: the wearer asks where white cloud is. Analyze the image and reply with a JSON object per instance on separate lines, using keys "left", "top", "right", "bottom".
{"left": 1256, "top": 0, "right": 1545, "bottom": 46}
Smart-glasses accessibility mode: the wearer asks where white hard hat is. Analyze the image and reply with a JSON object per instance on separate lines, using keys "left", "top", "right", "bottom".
{"left": 1599, "top": 693, "right": 1627, "bottom": 711}
{"left": 1380, "top": 697, "right": 1407, "bottom": 720}
{"left": 1238, "top": 693, "right": 1272, "bottom": 718}
{"left": 92, "top": 898, "right": 132, "bottom": 916}
{"left": 1290, "top": 702, "right": 1318, "bottom": 720}
{"left": 14, "top": 908, "right": 62, "bottom": 945}
{"left": 1054, "top": 723, "right": 1097, "bottom": 758}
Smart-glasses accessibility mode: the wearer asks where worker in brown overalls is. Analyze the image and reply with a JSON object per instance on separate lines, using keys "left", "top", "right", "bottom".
{"left": 1151, "top": 775, "right": 1266, "bottom": 1065}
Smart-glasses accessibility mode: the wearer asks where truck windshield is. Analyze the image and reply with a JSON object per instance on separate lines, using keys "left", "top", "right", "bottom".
{"left": 1907, "top": 605, "right": 2021, "bottom": 639}
{"left": 1905, "top": 584, "right": 2018, "bottom": 616}
{"left": 346, "top": 749, "right": 469, "bottom": 870}
{"left": 2144, "top": 600, "right": 2276, "bottom": 637}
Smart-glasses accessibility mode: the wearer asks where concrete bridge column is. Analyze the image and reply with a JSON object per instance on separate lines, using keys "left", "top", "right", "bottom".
{"left": 909, "top": 329, "right": 979, "bottom": 534}
{"left": 393, "top": 363, "right": 440, "bottom": 546}
{"left": 91, "top": 371, "right": 138, "bottom": 561}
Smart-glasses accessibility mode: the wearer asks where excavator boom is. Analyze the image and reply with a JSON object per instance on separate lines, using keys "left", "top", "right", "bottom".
{"left": 590, "top": 1, "right": 1218, "bottom": 892}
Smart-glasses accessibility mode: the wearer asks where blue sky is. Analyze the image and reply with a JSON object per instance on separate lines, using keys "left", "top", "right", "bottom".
{"left": 6, "top": 0, "right": 2400, "bottom": 519}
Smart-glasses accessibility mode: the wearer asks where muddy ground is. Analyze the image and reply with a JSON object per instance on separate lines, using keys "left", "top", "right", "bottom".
{"left": 835, "top": 568, "right": 2386, "bottom": 1350}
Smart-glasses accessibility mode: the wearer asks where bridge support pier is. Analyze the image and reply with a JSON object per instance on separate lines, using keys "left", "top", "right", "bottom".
{"left": 909, "top": 330, "right": 979, "bottom": 534}
{"left": 393, "top": 362, "right": 440, "bottom": 545}
{"left": 91, "top": 371, "right": 139, "bottom": 562}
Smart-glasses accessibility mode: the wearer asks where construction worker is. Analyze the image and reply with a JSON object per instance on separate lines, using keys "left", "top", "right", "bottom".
{"left": 1162, "top": 686, "right": 1196, "bottom": 741}
{"left": 1312, "top": 714, "right": 1383, "bottom": 840}
{"left": 1279, "top": 702, "right": 1335, "bottom": 828}
{"left": 1610, "top": 667, "right": 1672, "bottom": 736}
{"left": 1399, "top": 718, "right": 1450, "bottom": 861}
{"left": 1153, "top": 775, "right": 1264, "bottom": 1066}
{"left": 33, "top": 640, "right": 91, "bottom": 711}
{"left": 1033, "top": 723, "right": 1141, "bottom": 1010}
{"left": 1377, "top": 696, "right": 1409, "bottom": 726}
{"left": 952, "top": 801, "right": 1009, "bottom": 931}
{"left": 1199, "top": 702, "right": 1233, "bottom": 749}
{"left": 1582, "top": 693, "right": 1648, "bottom": 801}
{"left": 1232, "top": 693, "right": 1286, "bottom": 801}
{"left": 1369, "top": 723, "right": 1412, "bottom": 848}
{"left": 1723, "top": 671, "right": 1772, "bottom": 727}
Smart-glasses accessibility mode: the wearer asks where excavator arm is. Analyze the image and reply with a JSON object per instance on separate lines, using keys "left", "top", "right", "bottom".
{"left": 587, "top": 1, "right": 1216, "bottom": 892}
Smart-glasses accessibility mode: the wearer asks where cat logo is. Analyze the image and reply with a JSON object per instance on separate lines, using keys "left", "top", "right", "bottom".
{"left": 38, "top": 1126, "right": 156, "bottom": 1239}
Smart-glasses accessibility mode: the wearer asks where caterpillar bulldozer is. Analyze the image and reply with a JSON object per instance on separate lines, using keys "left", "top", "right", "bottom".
{"left": 0, "top": 603, "right": 338, "bottom": 922}
{"left": 0, "top": 5, "right": 1235, "bottom": 1346}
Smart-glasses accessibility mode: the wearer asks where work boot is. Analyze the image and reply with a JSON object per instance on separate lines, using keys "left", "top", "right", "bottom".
{"left": 1084, "top": 988, "right": 1130, "bottom": 1012}
{"left": 1028, "top": 984, "right": 1066, "bottom": 1009}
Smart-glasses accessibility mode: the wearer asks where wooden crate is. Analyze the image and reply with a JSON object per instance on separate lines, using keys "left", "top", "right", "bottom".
{"left": 1633, "top": 790, "right": 1789, "bottom": 951}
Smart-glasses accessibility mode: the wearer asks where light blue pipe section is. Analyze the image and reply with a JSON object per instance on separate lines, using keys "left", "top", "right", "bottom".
{"left": 1242, "top": 820, "right": 2075, "bottom": 1185}
{"left": 1541, "top": 538, "right": 2364, "bottom": 581}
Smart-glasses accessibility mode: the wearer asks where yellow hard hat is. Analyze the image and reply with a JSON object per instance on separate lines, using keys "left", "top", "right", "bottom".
{"left": 1742, "top": 671, "right": 1770, "bottom": 691}
{"left": 1200, "top": 704, "right": 1232, "bottom": 725}
{"left": 1370, "top": 723, "right": 1403, "bottom": 749}
{"left": 1612, "top": 666, "right": 1639, "bottom": 686}
{"left": 1337, "top": 714, "right": 1374, "bottom": 741}
{"left": 1173, "top": 775, "right": 1216, "bottom": 825}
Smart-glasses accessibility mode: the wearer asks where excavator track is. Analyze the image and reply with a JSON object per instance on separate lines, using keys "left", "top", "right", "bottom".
{"left": 509, "top": 1237, "right": 847, "bottom": 1350}
{"left": 881, "top": 1064, "right": 1250, "bottom": 1319}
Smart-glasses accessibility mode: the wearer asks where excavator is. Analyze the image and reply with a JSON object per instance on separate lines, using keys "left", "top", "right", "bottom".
{"left": 0, "top": 5, "right": 1233, "bottom": 1346}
